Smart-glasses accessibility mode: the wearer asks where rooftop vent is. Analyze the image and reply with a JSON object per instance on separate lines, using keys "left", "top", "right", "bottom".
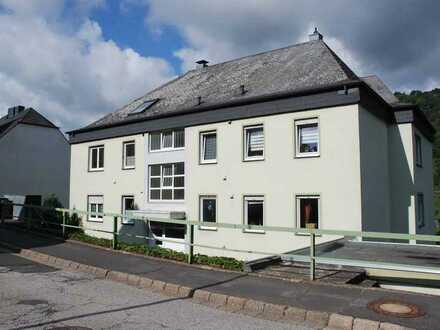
{"left": 196, "top": 59, "right": 209, "bottom": 69}
{"left": 7, "top": 105, "right": 25, "bottom": 119}
{"left": 308, "top": 27, "right": 323, "bottom": 41}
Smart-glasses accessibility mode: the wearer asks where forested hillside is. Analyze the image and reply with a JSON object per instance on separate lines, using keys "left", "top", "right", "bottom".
{"left": 395, "top": 89, "right": 440, "bottom": 190}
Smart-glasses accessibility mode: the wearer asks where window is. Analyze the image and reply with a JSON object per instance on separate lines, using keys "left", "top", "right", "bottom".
{"left": 89, "top": 145, "right": 104, "bottom": 171}
{"left": 149, "top": 163, "right": 184, "bottom": 201}
{"left": 122, "top": 196, "right": 135, "bottom": 225}
{"left": 149, "top": 129, "right": 185, "bottom": 151}
{"left": 88, "top": 195, "right": 103, "bottom": 222}
{"left": 199, "top": 196, "right": 217, "bottom": 230}
{"left": 244, "top": 125, "right": 264, "bottom": 161}
{"left": 415, "top": 134, "right": 422, "bottom": 167}
{"left": 416, "top": 193, "right": 425, "bottom": 228}
{"left": 244, "top": 196, "right": 264, "bottom": 233}
{"left": 123, "top": 141, "right": 135, "bottom": 169}
{"left": 200, "top": 131, "right": 217, "bottom": 164}
{"left": 295, "top": 118, "right": 319, "bottom": 157}
{"left": 296, "top": 195, "right": 320, "bottom": 231}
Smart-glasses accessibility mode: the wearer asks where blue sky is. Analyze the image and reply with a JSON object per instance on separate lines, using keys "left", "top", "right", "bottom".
{"left": 0, "top": 0, "right": 439, "bottom": 131}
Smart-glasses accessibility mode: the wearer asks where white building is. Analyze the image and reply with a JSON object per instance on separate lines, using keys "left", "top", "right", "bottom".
{"left": 68, "top": 31, "right": 435, "bottom": 260}
{"left": 0, "top": 106, "right": 70, "bottom": 208}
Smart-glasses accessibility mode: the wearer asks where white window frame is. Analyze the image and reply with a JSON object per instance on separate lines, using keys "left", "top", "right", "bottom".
{"left": 295, "top": 118, "right": 320, "bottom": 158}
{"left": 89, "top": 145, "right": 104, "bottom": 171}
{"left": 416, "top": 193, "right": 425, "bottom": 228}
{"left": 243, "top": 125, "right": 265, "bottom": 161}
{"left": 296, "top": 195, "right": 320, "bottom": 234}
{"left": 199, "top": 195, "right": 217, "bottom": 230}
{"left": 122, "top": 195, "right": 135, "bottom": 225}
{"left": 149, "top": 163, "right": 184, "bottom": 202}
{"left": 243, "top": 195, "right": 265, "bottom": 233}
{"left": 87, "top": 195, "right": 104, "bottom": 222}
{"left": 200, "top": 131, "right": 217, "bottom": 164}
{"left": 122, "top": 141, "right": 135, "bottom": 169}
{"left": 149, "top": 129, "right": 185, "bottom": 152}
{"left": 415, "top": 134, "right": 423, "bottom": 167}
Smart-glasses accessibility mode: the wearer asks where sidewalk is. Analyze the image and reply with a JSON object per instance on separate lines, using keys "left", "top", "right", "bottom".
{"left": 0, "top": 227, "right": 438, "bottom": 330}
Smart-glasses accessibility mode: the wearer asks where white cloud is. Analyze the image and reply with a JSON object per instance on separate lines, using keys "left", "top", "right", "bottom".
{"left": 0, "top": 0, "right": 175, "bottom": 131}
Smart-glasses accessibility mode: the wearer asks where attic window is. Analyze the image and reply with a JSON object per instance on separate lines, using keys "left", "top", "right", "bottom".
{"left": 129, "top": 99, "right": 158, "bottom": 115}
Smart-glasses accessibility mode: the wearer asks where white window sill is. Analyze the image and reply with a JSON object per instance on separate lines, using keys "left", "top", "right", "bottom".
{"left": 243, "top": 157, "right": 264, "bottom": 162}
{"left": 243, "top": 229, "right": 265, "bottom": 234}
{"left": 89, "top": 168, "right": 104, "bottom": 172}
{"left": 148, "top": 200, "right": 185, "bottom": 203}
{"left": 295, "top": 152, "right": 320, "bottom": 158}
{"left": 149, "top": 147, "right": 184, "bottom": 153}
{"left": 199, "top": 225, "right": 217, "bottom": 231}
{"left": 87, "top": 218, "right": 103, "bottom": 223}
{"left": 200, "top": 160, "right": 217, "bottom": 165}
{"left": 123, "top": 166, "right": 136, "bottom": 170}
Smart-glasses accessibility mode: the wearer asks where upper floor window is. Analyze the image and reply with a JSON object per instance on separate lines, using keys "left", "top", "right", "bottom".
{"left": 200, "top": 131, "right": 217, "bottom": 164}
{"left": 89, "top": 145, "right": 104, "bottom": 171}
{"left": 149, "top": 162, "right": 184, "bottom": 201}
{"left": 415, "top": 134, "right": 422, "bottom": 167}
{"left": 149, "top": 129, "right": 184, "bottom": 152}
{"left": 88, "top": 195, "right": 103, "bottom": 222}
{"left": 244, "top": 125, "right": 264, "bottom": 161}
{"left": 295, "top": 118, "right": 319, "bottom": 157}
{"left": 199, "top": 195, "right": 217, "bottom": 230}
{"left": 123, "top": 141, "right": 135, "bottom": 169}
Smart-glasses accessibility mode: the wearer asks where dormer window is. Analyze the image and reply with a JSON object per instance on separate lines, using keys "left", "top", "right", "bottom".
{"left": 129, "top": 99, "right": 158, "bottom": 115}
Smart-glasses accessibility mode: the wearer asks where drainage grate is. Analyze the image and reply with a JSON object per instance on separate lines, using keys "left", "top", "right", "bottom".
{"left": 368, "top": 299, "right": 425, "bottom": 318}
{"left": 18, "top": 299, "right": 48, "bottom": 306}
{"left": 50, "top": 327, "right": 93, "bottom": 330}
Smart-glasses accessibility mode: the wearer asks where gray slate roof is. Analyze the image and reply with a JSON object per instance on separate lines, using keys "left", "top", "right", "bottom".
{"left": 361, "top": 75, "right": 399, "bottom": 105}
{"left": 0, "top": 108, "right": 57, "bottom": 139}
{"left": 84, "top": 39, "right": 358, "bottom": 130}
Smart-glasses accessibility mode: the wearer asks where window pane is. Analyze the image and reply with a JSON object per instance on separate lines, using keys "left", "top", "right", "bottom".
{"left": 90, "top": 204, "right": 96, "bottom": 213}
{"left": 150, "top": 189, "right": 160, "bottom": 200}
{"left": 174, "top": 176, "right": 184, "bottom": 187}
{"left": 162, "top": 131, "right": 173, "bottom": 148}
{"left": 202, "top": 199, "right": 216, "bottom": 222}
{"left": 163, "top": 177, "right": 173, "bottom": 187}
{"left": 125, "top": 143, "right": 135, "bottom": 157}
{"left": 174, "top": 189, "right": 184, "bottom": 200}
{"left": 150, "top": 178, "right": 160, "bottom": 188}
{"left": 91, "top": 148, "right": 97, "bottom": 169}
{"left": 164, "top": 224, "right": 185, "bottom": 239}
{"left": 174, "top": 129, "right": 185, "bottom": 148}
{"left": 174, "top": 163, "right": 184, "bottom": 175}
{"left": 98, "top": 147, "right": 104, "bottom": 168}
{"left": 246, "top": 127, "right": 264, "bottom": 157}
{"left": 299, "top": 198, "right": 319, "bottom": 229}
{"left": 150, "top": 165, "right": 161, "bottom": 176}
{"left": 162, "top": 189, "right": 172, "bottom": 200}
{"left": 247, "top": 201, "right": 263, "bottom": 226}
{"left": 298, "top": 123, "right": 318, "bottom": 153}
{"left": 150, "top": 133, "right": 161, "bottom": 150}
{"left": 203, "top": 133, "right": 217, "bottom": 160}
{"left": 162, "top": 164, "right": 172, "bottom": 176}
{"left": 124, "top": 198, "right": 135, "bottom": 211}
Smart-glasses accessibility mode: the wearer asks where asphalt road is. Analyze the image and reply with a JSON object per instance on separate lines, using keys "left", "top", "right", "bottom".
{"left": 0, "top": 248, "right": 312, "bottom": 330}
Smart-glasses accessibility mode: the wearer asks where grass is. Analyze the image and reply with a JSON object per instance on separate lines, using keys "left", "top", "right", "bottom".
{"left": 67, "top": 232, "right": 244, "bottom": 271}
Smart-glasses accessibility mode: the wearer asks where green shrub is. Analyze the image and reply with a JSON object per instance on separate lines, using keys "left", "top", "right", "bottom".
{"left": 68, "top": 232, "right": 243, "bottom": 271}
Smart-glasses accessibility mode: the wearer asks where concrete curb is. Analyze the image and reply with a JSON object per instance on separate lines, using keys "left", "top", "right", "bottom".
{"left": 3, "top": 243, "right": 414, "bottom": 330}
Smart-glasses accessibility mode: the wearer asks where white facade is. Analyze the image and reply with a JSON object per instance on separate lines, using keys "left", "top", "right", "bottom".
{"left": 69, "top": 103, "right": 435, "bottom": 261}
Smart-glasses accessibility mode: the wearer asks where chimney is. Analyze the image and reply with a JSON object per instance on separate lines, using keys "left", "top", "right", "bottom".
{"left": 195, "top": 59, "right": 209, "bottom": 69}
{"left": 308, "top": 27, "right": 323, "bottom": 41}
{"left": 7, "top": 105, "right": 25, "bottom": 118}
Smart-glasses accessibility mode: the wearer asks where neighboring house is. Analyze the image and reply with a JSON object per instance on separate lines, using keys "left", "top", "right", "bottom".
{"left": 68, "top": 30, "right": 435, "bottom": 260}
{"left": 0, "top": 106, "right": 70, "bottom": 209}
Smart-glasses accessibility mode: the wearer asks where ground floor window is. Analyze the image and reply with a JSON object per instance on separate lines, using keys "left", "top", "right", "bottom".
{"left": 88, "top": 195, "right": 103, "bottom": 222}
{"left": 150, "top": 222, "right": 186, "bottom": 242}
{"left": 244, "top": 196, "right": 264, "bottom": 233}
{"left": 199, "top": 195, "right": 217, "bottom": 230}
{"left": 416, "top": 193, "right": 425, "bottom": 228}
{"left": 296, "top": 195, "right": 320, "bottom": 230}
{"left": 122, "top": 196, "right": 135, "bottom": 225}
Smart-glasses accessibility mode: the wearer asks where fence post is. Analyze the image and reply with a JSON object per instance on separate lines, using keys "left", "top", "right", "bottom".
{"left": 0, "top": 201, "right": 4, "bottom": 225}
{"left": 62, "top": 211, "right": 66, "bottom": 238}
{"left": 307, "top": 223, "right": 316, "bottom": 281}
{"left": 187, "top": 223, "right": 194, "bottom": 264}
{"left": 113, "top": 216, "right": 118, "bottom": 249}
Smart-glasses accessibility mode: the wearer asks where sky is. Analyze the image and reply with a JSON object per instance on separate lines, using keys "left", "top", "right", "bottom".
{"left": 0, "top": 0, "right": 439, "bottom": 132}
